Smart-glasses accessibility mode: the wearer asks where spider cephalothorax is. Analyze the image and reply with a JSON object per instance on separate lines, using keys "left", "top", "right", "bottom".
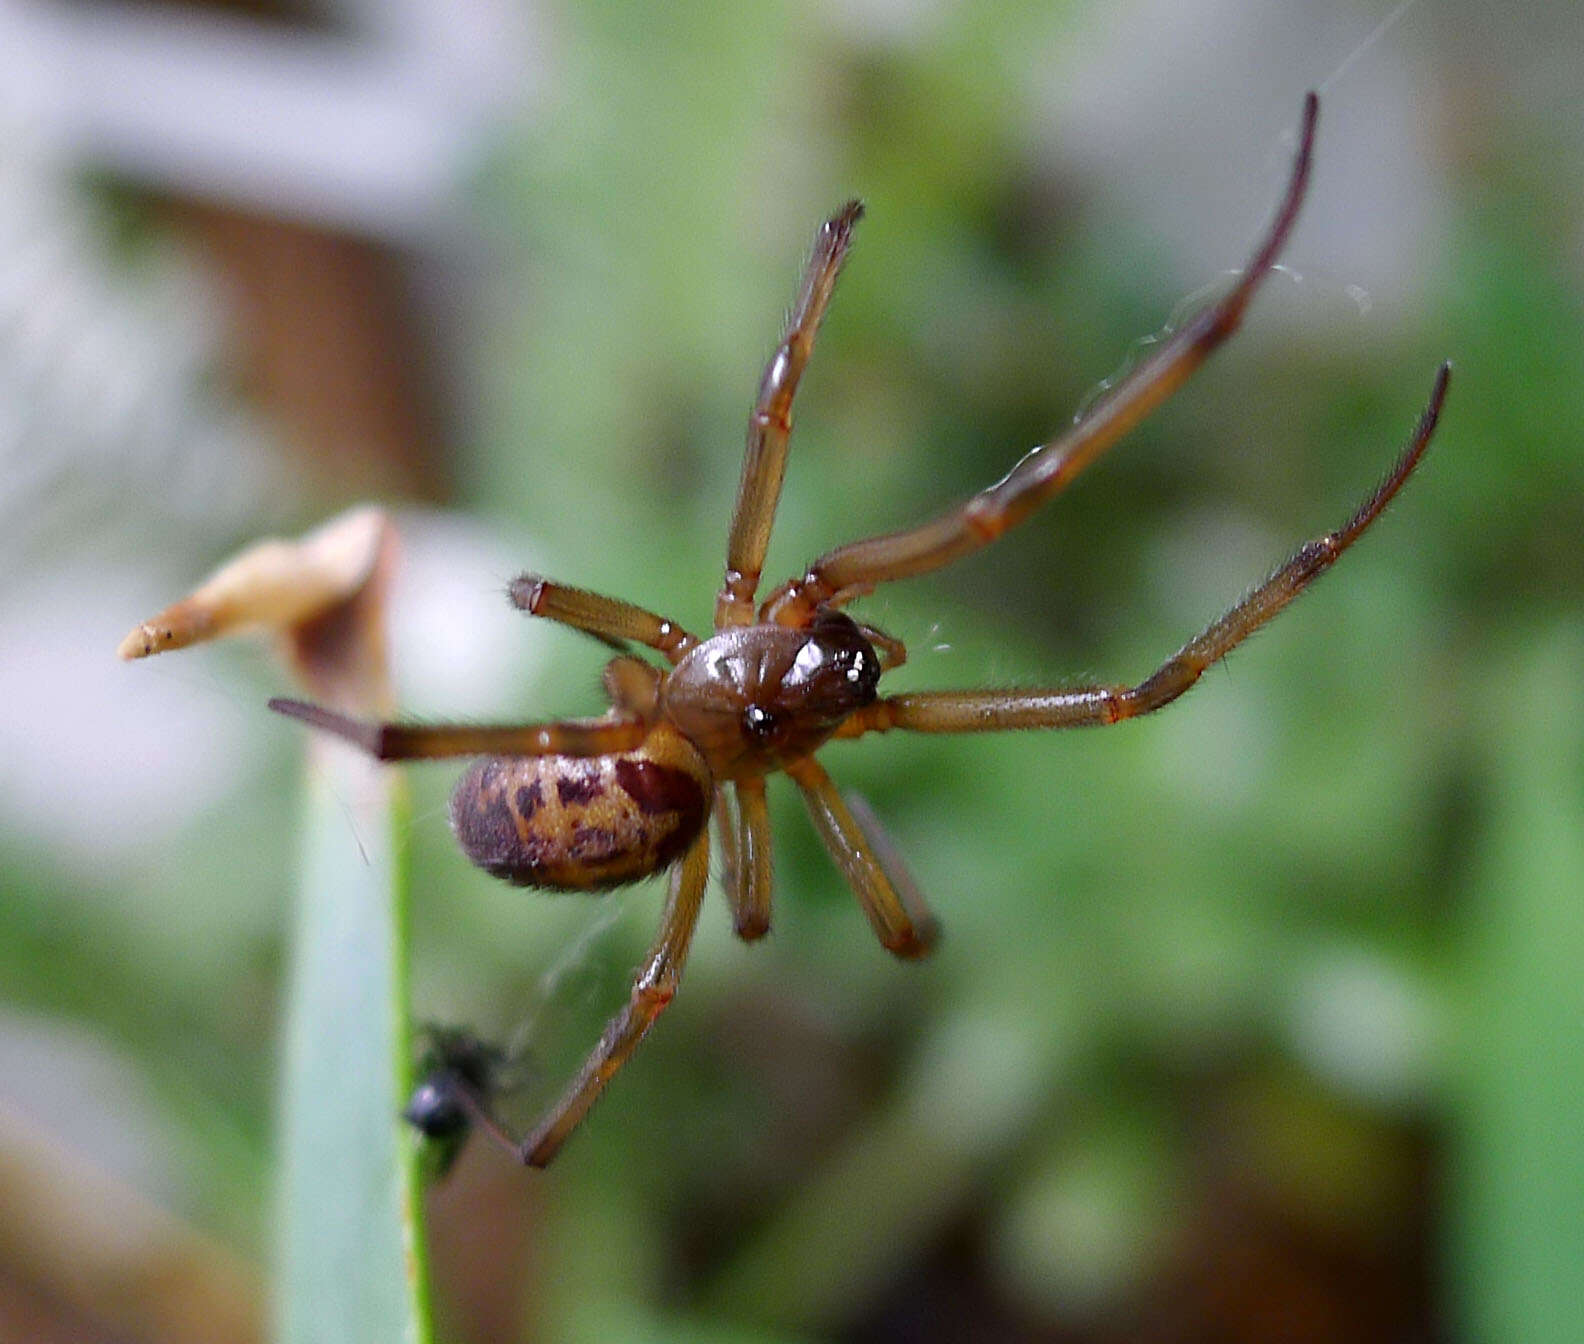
{"left": 272, "top": 92, "right": 1450, "bottom": 1167}
{"left": 662, "top": 609, "right": 884, "bottom": 777}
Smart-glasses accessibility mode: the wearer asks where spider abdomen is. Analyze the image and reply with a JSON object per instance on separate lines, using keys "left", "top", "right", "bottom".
{"left": 449, "top": 725, "right": 709, "bottom": 891}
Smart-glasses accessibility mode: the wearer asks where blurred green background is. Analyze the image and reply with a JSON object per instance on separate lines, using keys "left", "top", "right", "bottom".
{"left": 2, "top": 0, "right": 1581, "bottom": 1340}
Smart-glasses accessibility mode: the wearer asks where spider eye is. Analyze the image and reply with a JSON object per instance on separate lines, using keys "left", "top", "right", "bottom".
{"left": 743, "top": 704, "right": 781, "bottom": 741}
{"left": 782, "top": 613, "right": 882, "bottom": 711}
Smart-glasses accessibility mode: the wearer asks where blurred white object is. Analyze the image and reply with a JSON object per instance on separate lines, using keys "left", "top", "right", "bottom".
{"left": 0, "top": 511, "right": 549, "bottom": 862}
{"left": 1286, "top": 942, "right": 1440, "bottom": 1107}
{"left": 0, "top": 0, "right": 548, "bottom": 577}
{"left": 0, "top": 0, "right": 541, "bottom": 241}
{"left": 1034, "top": 0, "right": 1441, "bottom": 325}
{"left": 388, "top": 510, "right": 554, "bottom": 719}
{"left": 0, "top": 148, "right": 278, "bottom": 557}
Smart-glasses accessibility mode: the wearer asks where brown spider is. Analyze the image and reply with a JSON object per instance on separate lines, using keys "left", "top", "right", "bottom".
{"left": 271, "top": 92, "right": 1450, "bottom": 1167}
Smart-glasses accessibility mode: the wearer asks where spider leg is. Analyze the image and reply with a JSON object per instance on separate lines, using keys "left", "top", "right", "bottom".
{"left": 507, "top": 830, "right": 711, "bottom": 1167}
{"left": 269, "top": 698, "right": 650, "bottom": 760}
{"left": 786, "top": 756, "right": 937, "bottom": 959}
{"left": 723, "top": 776, "right": 774, "bottom": 940}
{"left": 510, "top": 574, "right": 697, "bottom": 663}
{"left": 763, "top": 94, "right": 1319, "bottom": 625}
{"left": 835, "top": 363, "right": 1450, "bottom": 737}
{"left": 854, "top": 621, "right": 908, "bottom": 671}
{"left": 715, "top": 784, "right": 741, "bottom": 906}
{"left": 846, "top": 792, "right": 940, "bottom": 950}
{"left": 716, "top": 200, "right": 865, "bottom": 629}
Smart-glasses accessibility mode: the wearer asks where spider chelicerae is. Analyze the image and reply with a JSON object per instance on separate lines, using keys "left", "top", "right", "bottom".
{"left": 272, "top": 92, "right": 1450, "bottom": 1167}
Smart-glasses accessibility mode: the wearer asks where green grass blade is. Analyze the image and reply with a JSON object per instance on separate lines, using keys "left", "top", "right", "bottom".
{"left": 274, "top": 743, "right": 432, "bottom": 1344}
